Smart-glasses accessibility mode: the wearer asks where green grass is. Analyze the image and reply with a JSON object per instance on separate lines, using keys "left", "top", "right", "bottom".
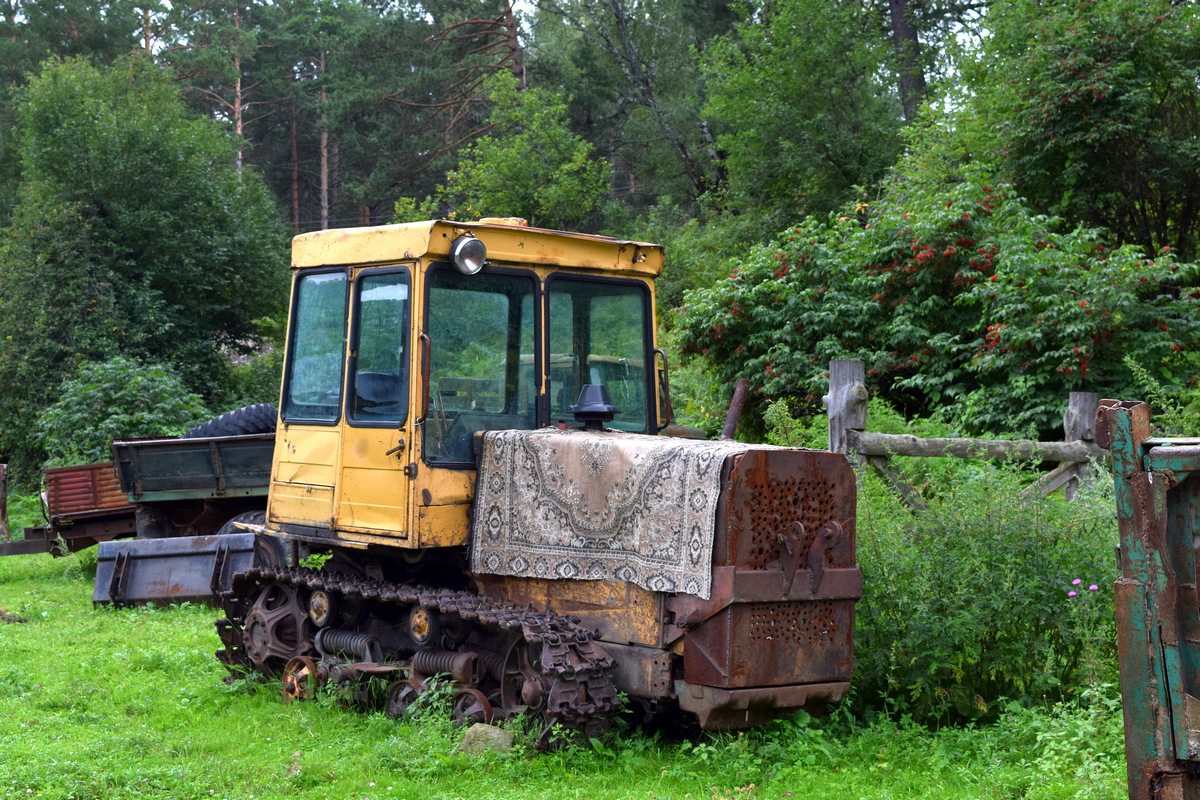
{"left": 0, "top": 551, "right": 1127, "bottom": 800}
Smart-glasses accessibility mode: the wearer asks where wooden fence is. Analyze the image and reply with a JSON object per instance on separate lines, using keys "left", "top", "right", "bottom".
{"left": 822, "top": 359, "right": 1105, "bottom": 509}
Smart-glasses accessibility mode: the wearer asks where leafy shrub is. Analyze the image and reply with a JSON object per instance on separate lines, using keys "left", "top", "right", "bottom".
{"left": 3, "top": 493, "right": 43, "bottom": 537}
{"left": 972, "top": 0, "right": 1200, "bottom": 263}
{"left": 854, "top": 460, "right": 1118, "bottom": 722}
{"left": 1122, "top": 354, "right": 1200, "bottom": 436}
{"left": 993, "top": 684, "right": 1125, "bottom": 800}
{"left": 35, "top": 356, "right": 208, "bottom": 466}
{"left": 677, "top": 174, "right": 1200, "bottom": 436}
{"left": 220, "top": 347, "right": 284, "bottom": 410}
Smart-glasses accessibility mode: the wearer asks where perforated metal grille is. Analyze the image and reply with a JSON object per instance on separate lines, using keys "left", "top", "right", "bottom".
{"left": 747, "top": 600, "right": 838, "bottom": 647}
{"left": 743, "top": 476, "right": 838, "bottom": 569}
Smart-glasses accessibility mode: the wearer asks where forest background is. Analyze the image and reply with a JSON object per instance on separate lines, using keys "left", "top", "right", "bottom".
{"left": 1, "top": 0, "right": 1199, "bottom": 476}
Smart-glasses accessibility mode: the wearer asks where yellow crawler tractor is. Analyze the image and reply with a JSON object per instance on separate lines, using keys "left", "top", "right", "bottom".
{"left": 216, "top": 218, "right": 861, "bottom": 744}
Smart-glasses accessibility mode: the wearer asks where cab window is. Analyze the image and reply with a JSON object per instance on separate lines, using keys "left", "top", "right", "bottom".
{"left": 424, "top": 266, "right": 537, "bottom": 464}
{"left": 547, "top": 278, "right": 651, "bottom": 433}
{"left": 348, "top": 270, "right": 410, "bottom": 424}
{"left": 282, "top": 271, "right": 349, "bottom": 423}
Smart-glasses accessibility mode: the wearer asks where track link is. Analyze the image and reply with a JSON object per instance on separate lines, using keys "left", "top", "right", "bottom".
{"left": 215, "top": 566, "right": 620, "bottom": 729}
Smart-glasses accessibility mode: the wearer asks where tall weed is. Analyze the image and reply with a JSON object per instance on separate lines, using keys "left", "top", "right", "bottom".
{"left": 1123, "top": 354, "right": 1200, "bottom": 435}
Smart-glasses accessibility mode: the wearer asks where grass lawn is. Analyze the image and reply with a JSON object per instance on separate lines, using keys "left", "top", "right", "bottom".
{"left": 0, "top": 551, "right": 1126, "bottom": 800}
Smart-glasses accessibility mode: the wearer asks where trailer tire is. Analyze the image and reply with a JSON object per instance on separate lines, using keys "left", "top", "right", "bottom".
{"left": 181, "top": 403, "right": 277, "bottom": 439}
{"left": 253, "top": 534, "right": 289, "bottom": 569}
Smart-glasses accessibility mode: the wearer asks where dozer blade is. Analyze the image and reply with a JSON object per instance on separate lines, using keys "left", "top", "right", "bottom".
{"left": 93, "top": 533, "right": 255, "bottom": 607}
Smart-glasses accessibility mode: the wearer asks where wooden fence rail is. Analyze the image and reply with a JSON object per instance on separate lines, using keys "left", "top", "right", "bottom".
{"left": 822, "top": 359, "right": 1104, "bottom": 507}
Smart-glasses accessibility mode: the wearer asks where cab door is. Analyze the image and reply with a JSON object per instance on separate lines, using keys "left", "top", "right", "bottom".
{"left": 333, "top": 268, "right": 414, "bottom": 539}
{"left": 271, "top": 269, "right": 349, "bottom": 529}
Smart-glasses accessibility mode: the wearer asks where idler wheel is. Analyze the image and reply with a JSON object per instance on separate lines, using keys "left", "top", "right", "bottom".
{"left": 384, "top": 679, "right": 424, "bottom": 720}
{"left": 241, "top": 582, "right": 314, "bottom": 675}
{"left": 408, "top": 606, "right": 439, "bottom": 647}
{"left": 499, "top": 639, "right": 546, "bottom": 717}
{"left": 308, "top": 589, "right": 337, "bottom": 628}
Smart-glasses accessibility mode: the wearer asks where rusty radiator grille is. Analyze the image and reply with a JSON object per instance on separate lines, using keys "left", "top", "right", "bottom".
{"left": 747, "top": 600, "right": 839, "bottom": 647}
{"left": 743, "top": 476, "right": 839, "bottom": 569}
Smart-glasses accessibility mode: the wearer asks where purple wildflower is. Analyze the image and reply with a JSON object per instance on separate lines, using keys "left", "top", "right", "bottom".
{"left": 1089, "top": 585, "right": 1098, "bottom": 591}
{"left": 1072, "top": 578, "right": 1082, "bottom": 585}
{"left": 1068, "top": 591, "right": 1078, "bottom": 597}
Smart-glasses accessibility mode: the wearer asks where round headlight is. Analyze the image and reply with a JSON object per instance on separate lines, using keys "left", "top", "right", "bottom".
{"left": 450, "top": 236, "right": 487, "bottom": 275}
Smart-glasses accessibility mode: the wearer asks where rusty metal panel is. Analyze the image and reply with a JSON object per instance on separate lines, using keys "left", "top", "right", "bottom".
{"left": 599, "top": 641, "right": 674, "bottom": 699}
{"left": 474, "top": 574, "right": 665, "bottom": 647}
{"left": 45, "top": 462, "right": 133, "bottom": 522}
{"left": 683, "top": 599, "right": 855, "bottom": 688}
{"left": 715, "top": 449, "right": 856, "bottom": 571}
{"left": 676, "top": 680, "right": 849, "bottom": 730}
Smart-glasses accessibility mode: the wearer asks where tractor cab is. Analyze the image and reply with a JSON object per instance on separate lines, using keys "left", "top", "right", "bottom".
{"left": 267, "top": 218, "right": 667, "bottom": 552}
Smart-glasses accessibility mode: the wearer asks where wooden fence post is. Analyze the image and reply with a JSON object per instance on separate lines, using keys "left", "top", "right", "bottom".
{"left": 0, "top": 463, "right": 9, "bottom": 542}
{"left": 823, "top": 359, "right": 868, "bottom": 456}
{"left": 1064, "top": 391, "right": 1099, "bottom": 442}
{"left": 822, "top": 361, "right": 1104, "bottom": 504}
{"left": 1063, "top": 391, "right": 1099, "bottom": 501}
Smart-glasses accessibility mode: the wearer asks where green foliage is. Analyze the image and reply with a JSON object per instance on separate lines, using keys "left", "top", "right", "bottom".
{"left": 436, "top": 72, "right": 609, "bottom": 231}
{"left": 678, "top": 170, "right": 1200, "bottom": 435}
{"left": 298, "top": 551, "right": 332, "bottom": 571}
{"left": 703, "top": 0, "right": 903, "bottom": 233}
{"left": 220, "top": 348, "right": 285, "bottom": 411}
{"left": 3, "top": 493, "right": 44, "bottom": 538}
{"left": 0, "top": 55, "right": 287, "bottom": 485}
{"left": 967, "top": 0, "right": 1200, "bottom": 261}
{"left": 854, "top": 461, "right": 1118, "bottom": 722}
{"left": 995, "top": 685, "right": 1126, "bottom": 800}
{"left": 609, "top": 201, "right": 760, "bottom": 318}
{"left": 1122, "top": 354, "right": 1200, "bottom": 436}
{"left": 35, "top": 357, "right": 207, "bottom": 467}
{"left": 763, "top": 398, "right": 823, "bottom": 448}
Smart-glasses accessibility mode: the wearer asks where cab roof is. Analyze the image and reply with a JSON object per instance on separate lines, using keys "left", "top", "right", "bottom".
{"left": 291, "top": 219, "right": 663, "bottom": 278}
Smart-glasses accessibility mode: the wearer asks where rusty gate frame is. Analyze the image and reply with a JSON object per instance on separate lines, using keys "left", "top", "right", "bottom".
{"left": 1098, "top": 399, "right": 1200, "bottom": 800}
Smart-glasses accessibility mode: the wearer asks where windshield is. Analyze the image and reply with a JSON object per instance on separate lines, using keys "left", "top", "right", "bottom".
{"left": 423, "top": 266, "right": 537, "bottom": 464}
